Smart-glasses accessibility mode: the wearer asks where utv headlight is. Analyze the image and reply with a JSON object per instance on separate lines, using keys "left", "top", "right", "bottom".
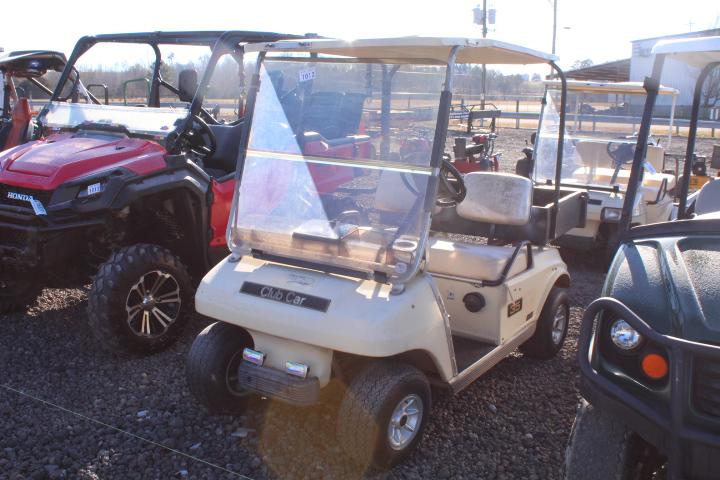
{"left": 610, "top": 319, "right": 642, "bottom": 351}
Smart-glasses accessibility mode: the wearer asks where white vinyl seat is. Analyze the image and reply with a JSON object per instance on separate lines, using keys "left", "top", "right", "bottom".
{"left": 695, "top": 180, "right": 720, "bottom": 216}
{"left": 427, "top": 238, "right": 528, "bottom": 281}
{"left": 426, "top": 172, "right": 533, "bottom": 281}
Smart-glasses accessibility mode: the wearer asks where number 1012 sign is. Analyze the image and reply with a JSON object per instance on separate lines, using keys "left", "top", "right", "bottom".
{"left": 298, "top": 68, "right": 316, "bottom": 82}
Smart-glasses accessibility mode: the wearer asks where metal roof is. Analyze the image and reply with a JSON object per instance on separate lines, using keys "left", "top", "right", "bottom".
{"left": 246, "top": 37, "right": 557, "bottom": 65}
{"left": 561, "top": 58, "right": 630, "bottom": 82}
{"left": 544, "top": 80, "right": 678, "bottom": 96}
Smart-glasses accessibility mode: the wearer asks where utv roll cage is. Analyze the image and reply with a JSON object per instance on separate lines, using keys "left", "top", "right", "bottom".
{"left": 0, "top": 50, "right": 67, "bottom": 118}
{"left": 49, "top": 30, "right": 301, "bottom": 110}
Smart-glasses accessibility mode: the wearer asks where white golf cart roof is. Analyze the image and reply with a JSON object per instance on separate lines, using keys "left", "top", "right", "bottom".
{"left": 246, "top": 36, "right": 557, "bottom": 65}
{"left": 544, "top": 80, "right": 678, "bottom": 96}
{"left": 652, "top": 36, "right": 720, "bottom": 66}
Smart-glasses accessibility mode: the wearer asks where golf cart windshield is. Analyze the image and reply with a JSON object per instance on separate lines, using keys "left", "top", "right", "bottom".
{"left": 534, "top": 83, "right": 677, "bottom": 189}
{"left": 230, "top": 59, "right": 444, "bottom": 281}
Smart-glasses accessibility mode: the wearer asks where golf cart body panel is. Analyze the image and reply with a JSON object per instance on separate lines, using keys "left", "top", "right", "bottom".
{"left": 535, "top": 80, "right": 679, "bottom": 251}
{"left": 569, "top": 37, "right": 720, "bottom": 480}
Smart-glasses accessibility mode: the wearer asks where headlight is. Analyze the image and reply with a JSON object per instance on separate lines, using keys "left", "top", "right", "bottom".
{"left": 610, "top": 319, "right": 642, "bottom": 350}
{"left": 601, "top": 207, "right": 622, "bottom": 223}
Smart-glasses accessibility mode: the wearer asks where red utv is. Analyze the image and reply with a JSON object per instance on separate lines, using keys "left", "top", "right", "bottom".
{"left": 0, "top": 31, "right": 307, "bottom": 353}
{"left": 0, "top": 50, "right": 67, "bottom": 151}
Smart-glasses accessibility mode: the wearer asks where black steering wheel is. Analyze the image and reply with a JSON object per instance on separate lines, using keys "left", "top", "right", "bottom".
{"left": 181, "top": 114, "right": 217, "bottom": 160}
{"left": 436, "top": 155, "right": 467, "bottom": 208}
{"left": 606, "top": 141, "right": 636, "bottom": 184}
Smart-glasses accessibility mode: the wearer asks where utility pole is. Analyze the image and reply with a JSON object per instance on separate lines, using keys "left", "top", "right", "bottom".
{"left": 481, "top": 0, "right": 488, "bottom": 111}
{"left": 552, "top": 0, "right": 558, "bottom": 55}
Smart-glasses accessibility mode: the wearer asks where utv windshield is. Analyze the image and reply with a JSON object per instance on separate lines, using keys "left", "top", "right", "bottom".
{"left": 534, "top": 86, "right": 674, "bottom": 189}
{"left": 230, "top": 59, "right": 445, "bottom": 282}
{"left": 39, "top": 41, "right": 212, "bottom": 138}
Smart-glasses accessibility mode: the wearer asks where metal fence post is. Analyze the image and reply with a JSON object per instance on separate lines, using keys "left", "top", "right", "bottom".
{"left": 515, "top": 100, "right": 520, "bottom": 129}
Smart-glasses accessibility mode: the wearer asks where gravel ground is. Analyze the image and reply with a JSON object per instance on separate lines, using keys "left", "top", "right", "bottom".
{"left": 0, "top": 127, "right": 716, "bottom": 480}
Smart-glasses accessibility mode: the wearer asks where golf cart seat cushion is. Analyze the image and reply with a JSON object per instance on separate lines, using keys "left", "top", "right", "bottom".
{"left": 375, "top": 171, "right": 434, "bottom": 213}
{"left": 456, "top": 172, "right": 532, "bottom": 226}
{"left": 4, "top": 98, "right": 31, "bottom": 149}
{"left": 646, "top": 145, "right": 665, "bottom": 172}
{"left": 571, "top": 167, "right": 675, "bottom": 195}
{"left": 695, "top": 180, "right": 720, "bottom": 216}
{"left": 427, "top": 237, "right": 528, "bottom": 281}
{"left": 575, "top": 140, "right": 615, "bottom": 168}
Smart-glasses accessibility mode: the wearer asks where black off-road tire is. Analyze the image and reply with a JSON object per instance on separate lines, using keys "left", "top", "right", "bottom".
{"left": 0, "top": 276, "right": 42, "bottom": 314}
{"left": 336, "top": 361, "right": 431, "bottom": 471}
{"left": 186, "top": 321, "right": 253, "bottom": 415}
{"left": 520, "top": 287, "right": 569, "bottom": 359}
{"left": 88, "top": 243, "right": 193, "bottom": 354}
{"left": 563, "top": 400, "right": 665, "bottom": 480}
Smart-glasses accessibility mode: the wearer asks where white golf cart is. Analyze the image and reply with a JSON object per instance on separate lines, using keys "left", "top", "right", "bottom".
{"left": 532, "top": 80, "right": 680, "bottom": 259}
{"left": 186, "top": 37, "right": 585, "bottom": 470}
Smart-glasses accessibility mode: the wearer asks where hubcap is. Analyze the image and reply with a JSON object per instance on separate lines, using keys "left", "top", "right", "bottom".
{"left": 387, "top": 394, "right": 423, "bottom": 451}
{"left": 551, "top": 305, "right": 568, "bottom": 345}
{"left": 125, "top": 270, "right": 181, "bottom": 338}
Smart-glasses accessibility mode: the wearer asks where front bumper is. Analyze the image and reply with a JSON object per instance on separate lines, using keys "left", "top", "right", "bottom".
{"left": 579, "top": 298, "right": 720, "bottom": 480}
{"left": 237, "top": 362, "right": 320, "bottom": 407}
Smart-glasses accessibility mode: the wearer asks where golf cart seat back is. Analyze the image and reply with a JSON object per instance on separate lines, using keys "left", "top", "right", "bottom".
{"left": 646, "top": 145, "right": 665, "bottom": 172}
{"left": 1, "top": 98, "right": 32, "bottom": 150}
{"left": 426, "top": 173, "right": 531, "bottom": 282}
{"left": 695, "top": 180, "right": 720, "bottom": 216}
{"left": 457, "top": 172, "right": 532, "bottom": 225}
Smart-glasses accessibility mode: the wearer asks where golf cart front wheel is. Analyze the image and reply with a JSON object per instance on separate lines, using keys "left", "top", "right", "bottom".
{"left": 186, "top": 321, "right": 253, "bottom": 414}
{"left": 563, "top": 399, "right": 665, "bottom": 480}
{"left": 88, "top": 243, "right": 193, "bottom": 354}
{"left": 337, "top": 361, "right": 430, "bottom": 471}
{"left": 520, "top": 287, "right": 569, "bottom": 359}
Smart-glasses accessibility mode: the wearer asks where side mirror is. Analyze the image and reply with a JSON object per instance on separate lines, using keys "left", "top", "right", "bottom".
{"left": 178, "top": 69, "right": 198, "bottom": 103}
{"left": 530, "top": 132, "right": 537, "bottom": 145}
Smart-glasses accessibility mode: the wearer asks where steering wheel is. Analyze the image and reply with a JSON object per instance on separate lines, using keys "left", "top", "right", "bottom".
{"left": 606, "top": 141, "right": 636, "bottom": 184}
{"left": 437, "top": 155, "right": 467, "bottom": 208}
{"left": 181, "top": 114, "right": 217, "bottom": 160}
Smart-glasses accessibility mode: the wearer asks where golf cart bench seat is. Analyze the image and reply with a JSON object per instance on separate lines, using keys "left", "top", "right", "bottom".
{"left": 426, "top": 238, "right": 528, "bottom": 281}
{"left": 695, "top": 179, "right": 720, "bottom": 216}
{"left": 571, "top": 166, "right": 675, "bottom": 201}
{"left": 575, "top": 141, "right": 666, "bottom": 171}
{"left": 426, "top": 172, "right": 532, "bottom": 282}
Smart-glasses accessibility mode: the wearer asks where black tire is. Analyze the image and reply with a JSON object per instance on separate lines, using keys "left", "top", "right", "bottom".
{"left": 563, "top": 400, "right": 665, "bottom": 480}
{"left": 0, "top": 274, "right": 41, "bottom": 314}
{"left": 186, "top": 321, "right": 253, "bottom": 415}
{"left": 87, "top": 243, "right": 193, "bottom": 354}
{"left": 336, "top": 361, "right": 431, "bottom": 471}
{"left": 520, "top": 287, "right": 569, "bottom": 359}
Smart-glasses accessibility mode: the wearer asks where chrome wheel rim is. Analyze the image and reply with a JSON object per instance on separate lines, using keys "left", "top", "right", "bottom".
{"left": 387, "top": 394, "right": 423, "bottom": 451}
{"left": 125, "top": 270, "right": 181, "bottom": 338}
{"left": 551, "top": 305, "right": 568, "bottom": 345}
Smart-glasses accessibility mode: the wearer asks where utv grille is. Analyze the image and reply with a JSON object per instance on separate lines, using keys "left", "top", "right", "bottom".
{"left": 0, "top": 228, "right": 29, "bottom": 247}
{"left": 693, "top": 358, "right": 720, "bottom": 418}
{"left": 0, "top": 184, "right": 53, "bottom": 209}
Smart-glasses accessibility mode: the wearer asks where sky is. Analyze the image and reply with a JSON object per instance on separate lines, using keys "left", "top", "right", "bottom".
{"left": 1, "top": 0, "right": 719, "bottom": 70}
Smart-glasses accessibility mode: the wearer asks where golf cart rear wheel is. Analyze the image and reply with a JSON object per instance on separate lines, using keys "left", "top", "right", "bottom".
{"left": 336, "top": 361, "right": 430, "bottom": 471}
{"left": 0, "top": 273, "right": 41, "bottom": 314}
{"left": 520, "top": 287, "right": 569, "bottom": 359}
{"left": 563, "top": 399, "right": 665, "bottom": 480}
{"left": 186, "top": 321, "right": 253, "bottom": 415}
{"left": 88, "top": 243, "right": 193, "bottom": 354}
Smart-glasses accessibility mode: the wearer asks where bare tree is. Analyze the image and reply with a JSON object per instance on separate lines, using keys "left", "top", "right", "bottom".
{"left": 702, "top": 66, "right": 720, "bottom": 109}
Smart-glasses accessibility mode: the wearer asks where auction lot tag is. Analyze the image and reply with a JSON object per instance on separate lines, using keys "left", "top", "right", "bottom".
{"left": 298, "top": 68, "right": 316, "bottom": 83}
{"left": 87, "top": 183, "right": 102, "bottom": 195}
{"left": 30, "top": 199, "right": 47, "bottom": 216}
{"left": 240, "top": 281, "right": 330, "bottom": 312}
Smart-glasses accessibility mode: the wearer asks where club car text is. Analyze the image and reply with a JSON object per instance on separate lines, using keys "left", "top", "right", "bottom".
{"left": 240, "top": 282, "right": 330, "bottom": 312}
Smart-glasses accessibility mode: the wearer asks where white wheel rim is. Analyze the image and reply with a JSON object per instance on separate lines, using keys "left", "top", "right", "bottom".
{"left": 387, "top": 394, "right": 423, "bottom": 451}
{"left": 551, "top": 305, "right": 568, "bottom": 345}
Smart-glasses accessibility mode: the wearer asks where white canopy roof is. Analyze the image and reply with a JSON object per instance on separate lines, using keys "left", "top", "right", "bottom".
{"left": 245, "top": 37, "right": 557, "bottom": 65}
{"left": 652, "top": 36, "right": 720, "bottom": 67}
{"left": 544, "top": 80, "right": 678, "bottom": 96}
